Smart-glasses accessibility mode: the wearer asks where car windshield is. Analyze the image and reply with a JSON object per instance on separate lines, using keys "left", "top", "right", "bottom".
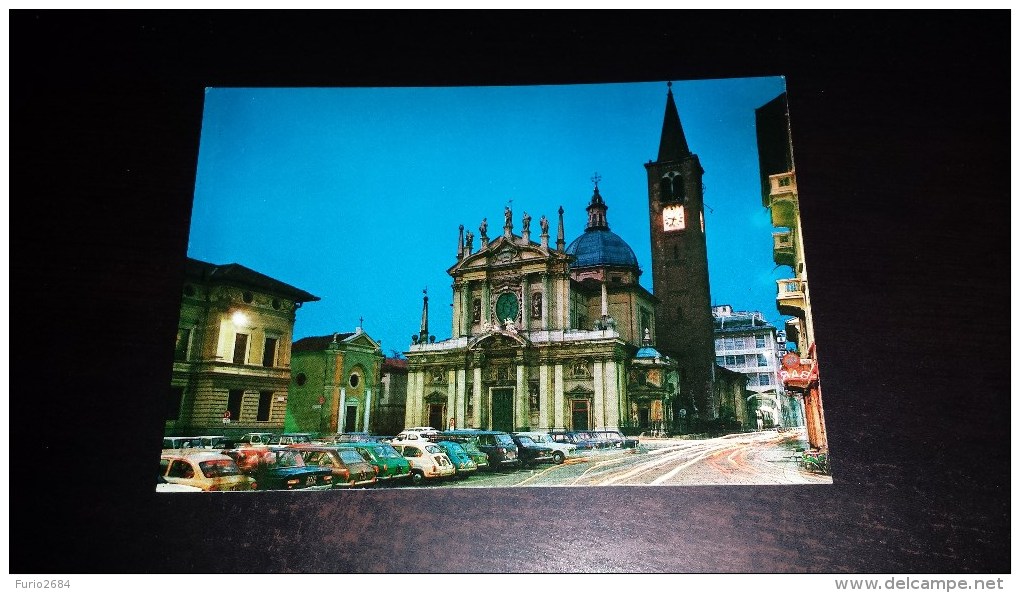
{"left": 516, "top": 436, "right": 536, "bottom": 446}
{"left": 424, "top": 445, "right": 444, "bottom": 454}
{"left": 530, "top": 434, "right": 552, "bottom": 444}
{"left": 274, "top": 450, "right": 305, "bottom": 467}
{"left": 199, "top": 459, "right": 241, "bottom": 477}
{"left": 302, "top": 451, "right": 334, "bottom": 467}
{"left": 441, "top": 442, "right": 464, "bottom": 455}
{"left": 374, "top": 445, "right": 402, "bottom": 459}
{"left": 339, "top": 450, "right": 366, "bottom": 464}
{"left": 495, "top": 434, "right": 514, "bottom": 446}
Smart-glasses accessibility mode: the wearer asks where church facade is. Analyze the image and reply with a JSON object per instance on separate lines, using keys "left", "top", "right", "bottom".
{"left": 404, "top": 189, "right": 677, "bottom": 434}
{"left": 403, "top": 84, "right": 720, "bottom": 434}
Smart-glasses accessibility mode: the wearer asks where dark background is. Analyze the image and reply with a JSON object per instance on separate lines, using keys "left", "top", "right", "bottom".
{"left": 11, "top": 11, "right": 1009, "bottom": 573}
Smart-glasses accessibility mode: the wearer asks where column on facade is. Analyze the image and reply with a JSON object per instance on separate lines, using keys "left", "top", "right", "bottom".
{"left": 363, "top": 389, "right": 372, "bottom": 432}
{"left": 593, "top": 359, "right": 606, "bottom": 429}
{"left": 605, "top": 357, "right": 620, "bottom": 430}
{"left": 522, "top": 276, "right": 531, "bottom": 331}
{"left": 481, "top": 281, "right": 491, "bottom": 326}
{"left": 446, "top": 369, "right": 457, "bottom": 430}
{"left": 455, "top": 368, "right": 467, "bottom": 429}
{"left": 338, "top": 387, "right": 347, "bottom": 433}
{"left": 563, "top": 273, "right": 571, "bottom": 328}
{"left": 553, "top": 363, "right": 564, "bottom": 429}
{"left": 541, "top": 273, "right": 551, "bottom": 330}
{"left": 538, "top": 363, "right": 551, "bottom": 430}
{"left": 472, "top": 366, "right": 483, "bottom": 429}
{"left": 406, "top": 371, "right": 421, "bottom": 428}
{"left": 459, "top": 281, "right": 470, "bottom": 336}
{"left": 515, "top": 362, "right": 527, "bottom": 431}
{"left": 452, "top": 282, "right": 462, "bottom": 337}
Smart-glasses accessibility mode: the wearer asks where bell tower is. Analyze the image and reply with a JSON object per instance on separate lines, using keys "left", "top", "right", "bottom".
{"left": 645, "top": 82, "right": 718, "bottom": 420}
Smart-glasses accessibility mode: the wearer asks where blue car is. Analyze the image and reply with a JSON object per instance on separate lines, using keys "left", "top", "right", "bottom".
{"left": 433, "top": 440, "right": 478, "bottom": 479}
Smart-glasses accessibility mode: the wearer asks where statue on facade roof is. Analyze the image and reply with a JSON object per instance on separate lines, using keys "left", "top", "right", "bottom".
{"left": 479, "top": 217, "right": 488, "bottom": 239}
{"left": 540, "top": 214, "right": 549, "bottom": 234}
{"left": 504, "top": 205, "right": 513, "bottom": 228}
{"left": 464, "top": 230, "right": 474, "bottom": 251}
{"left": 522, "top": 211, "right": 531, "bottom": 233}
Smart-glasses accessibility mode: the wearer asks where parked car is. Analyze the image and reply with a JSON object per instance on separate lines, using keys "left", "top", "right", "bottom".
{"left": 508, "top": 433, "right": 556, "bottom": 466}
{"left": 391, "top": 441, "right": 456, "bottom": 485}
{"left": 235, "top": 432, "right": 276, "bottom": 446}
{"left": 194, "top": 435, "right": 236, "bottom": 449}
{"left": 268, "top": 433, "right": 315, "bottom": 447}
{"left": 226, "top": 448, "right": 333, "bottom": 491}
{"left": 442, "top": 439, "right": 490, "bottom": 471}
{"left": 393, "top": 427, "right": 440, "bottom": 442}
{"left": 328, "top": 432, "right": 387, "bottom": 444}
{"left": 335, "top": 442, "right": 412, "bottom": 482}
{"left": 548, "top": 430, "right": 612, "bottom": 450}
{"left": 432, "top": 440, "right": 478, "bottom": 478}
{"left": 156, "top": 474, "right": 202, "bottom": 493}
{"left": 160, "top": 451, "right": 254, "bottom": 491}
{"left": 291, "top": 445, "right": 377, "bottom": 488}
{"left": 513, "top": 432, "right": 574, "bottom": 464}
{"left": 591, "top": 430, "right": 639, "bottom": 449}
{"left": 440, "top": 430, "right": 520, "bottom": 469}
{"left": 162, "top": 436, "right": 202, "bottom": 450}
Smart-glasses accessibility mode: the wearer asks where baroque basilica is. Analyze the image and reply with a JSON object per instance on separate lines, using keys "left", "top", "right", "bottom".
{"left": 404, "top": 84, "right": 723, "bottom": 434}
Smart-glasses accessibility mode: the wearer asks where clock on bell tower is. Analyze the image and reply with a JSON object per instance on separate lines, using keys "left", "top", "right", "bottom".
{"left": 645, "top": 82, "right": 719, "bottom": 419}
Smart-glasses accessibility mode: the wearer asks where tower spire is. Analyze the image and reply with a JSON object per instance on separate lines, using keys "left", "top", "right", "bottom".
{"left": 556, "top": 205, "right": 565, "bottom": 251}
{"left": 657, "top": 81, "right": 691, "bottom": 162}
{"left": 418, "top": 287, "right": 429, "bottom": 343}
{"left": 585, "top": 174, "right": 609, "bottom": 230}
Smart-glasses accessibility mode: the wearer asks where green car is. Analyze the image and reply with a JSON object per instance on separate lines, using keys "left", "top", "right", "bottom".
{"left": 336, "top": 443, "right": 412, "bottom": 482}
{"left": 439, "top": 438, "right": 490, "bottom": 471}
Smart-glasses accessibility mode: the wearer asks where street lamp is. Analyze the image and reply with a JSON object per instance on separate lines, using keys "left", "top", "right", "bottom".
{"left": 231, "top": 310, "right": 250, "bottom": 328}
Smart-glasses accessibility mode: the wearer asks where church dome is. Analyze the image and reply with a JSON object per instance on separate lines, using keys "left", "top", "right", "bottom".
{"left": 566, "top": 229, "right": 639, "bottom": 269}
{"left": 565, "top": 184, "right": 639, "bottom": 269}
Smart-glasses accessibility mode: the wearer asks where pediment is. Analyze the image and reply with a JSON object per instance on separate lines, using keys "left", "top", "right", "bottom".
{"left": 343, "top": 333, "right": 381, "bottom": 350}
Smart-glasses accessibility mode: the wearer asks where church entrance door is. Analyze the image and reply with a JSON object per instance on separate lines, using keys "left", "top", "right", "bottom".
{"left": 571, "top": 400, "right": 590, "bottom": 431}
{"left": 428, "top": 403, "right": 446, "bottom": 431}
{"left": 344, "top": 405, "right": 358, "bottom": 433}
{"left": 491, "top": 388, "right": 514, "bottom": 432}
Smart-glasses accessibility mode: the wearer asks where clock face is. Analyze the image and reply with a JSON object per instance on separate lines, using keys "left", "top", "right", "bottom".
{"left": 495, "top": 292, "right": 519, "bottom": 322}
{"left": 663, "top": 205, "right": 686, "bottom": 231}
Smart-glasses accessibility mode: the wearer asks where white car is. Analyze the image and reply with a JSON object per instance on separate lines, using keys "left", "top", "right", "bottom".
{"left": 391, "top": 441, "right": 455, "bottom": 485}
{"left": 156, "top": 475, "right": 202, "bottom": 493}
{"left": 512, "top": 431, "right": 576, "bottom": 464}
{"left": 393, "top": 426, "right": 440, "bottom": 442}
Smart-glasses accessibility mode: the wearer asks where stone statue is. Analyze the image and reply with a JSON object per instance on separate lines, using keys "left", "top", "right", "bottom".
{"left": 540, "top": 215, "right": 549, "bottom": 234}
{"left": 522, "top": 211, "right": 531, "bottom": 233}
{"left": 479, "top": 217, "right": 488, "bottom": 238}
{"left": 504, "top": 205, "right": 512, "bottom": 228}
{"left": 464, "top": 230, "right": 474, "bottom": 251}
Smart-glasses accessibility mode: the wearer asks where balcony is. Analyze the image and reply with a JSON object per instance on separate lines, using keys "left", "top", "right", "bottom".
{"left": 772, "top": 230, "right": 796, "bottom": 268}
{"left": 768, "top": 172, "right": 798, "bottom": 228}
{"left": 776, "top": 278, "right": 806, "bottom": 317}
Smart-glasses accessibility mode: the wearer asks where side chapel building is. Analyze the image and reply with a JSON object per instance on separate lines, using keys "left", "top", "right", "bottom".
{"left": 403, "top": 84, "right": 724, "bottom": 433}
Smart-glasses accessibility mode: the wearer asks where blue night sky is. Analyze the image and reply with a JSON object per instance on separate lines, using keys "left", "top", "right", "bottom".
{"left": 189, "top": 77, "right": 789, "bottom": 357}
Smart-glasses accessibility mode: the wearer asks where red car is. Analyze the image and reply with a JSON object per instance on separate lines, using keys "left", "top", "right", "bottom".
{"left": 290, "top": 445, "right": 378, "bottom": 488}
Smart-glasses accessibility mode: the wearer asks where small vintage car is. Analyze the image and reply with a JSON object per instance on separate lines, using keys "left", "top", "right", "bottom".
{"left": 291, "top": 445, "right": 378, "bottom": 488}
{"left": 160, "top": 451, "right": 254, "bottom": 491}
{"left": 267, "top": 433, "right": 315, "bottom": 447}
{"left": 508, "top": 433, "right": 556, "bottom": 466}
{"left": 224, "top": 447, "right": 333, "bottom": 490}
{"left": 513, "top": 431, "right": 576, "bottom": 464}
{"left": 391, "top": 441, "right": 456, "bottom": 485}
{"left": 591, "top": 430, "right": 639, "bottom": 449}
{"left": 235, "top": 432, "right": 276, "bottom": 446}
{"left": 445, "top": 439, "right": 490, "bottom": 471}
{"left": 432, "top": 440, "right": 478, "bottom": 478}
{"left": 548, "top": 430, "right": 613, "bottom": 450}
{"left": 440, "top": 430, "right": 520, "bottom": 469}
{"left": 162, "top": 436, "right": 202, "bottom": 450}
{"left": 156, "top": 474, "right": 202, "bottom": 493}
{"left": 335, "top": 442, "right": 412, "bottom": 482}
